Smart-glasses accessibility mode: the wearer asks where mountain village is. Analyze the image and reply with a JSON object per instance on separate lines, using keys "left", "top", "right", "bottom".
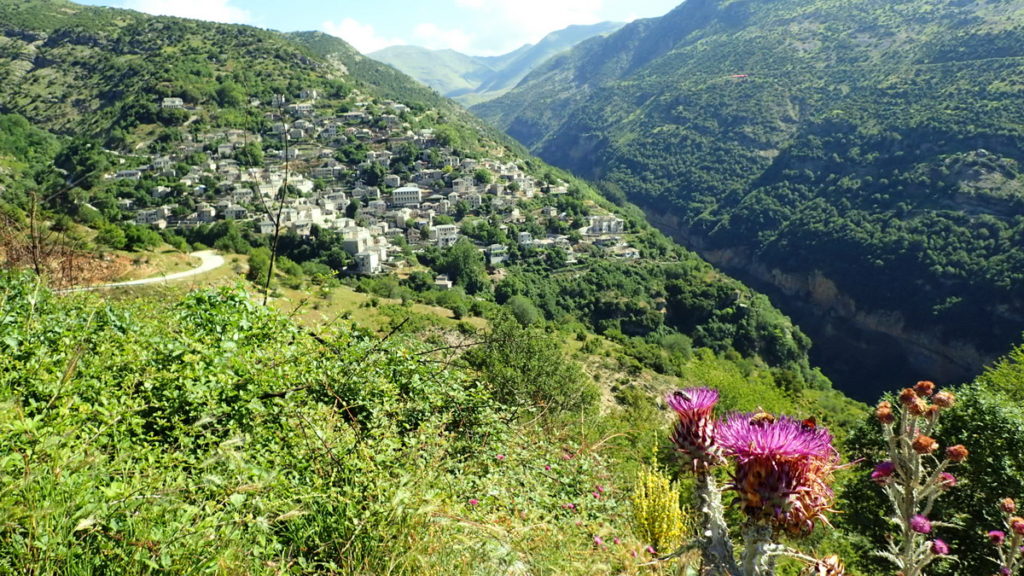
{"left": 114, "top": 89, "right": 630, "bottom": 276}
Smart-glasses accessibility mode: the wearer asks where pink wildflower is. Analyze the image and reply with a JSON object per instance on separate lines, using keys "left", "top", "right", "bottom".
{"left": 613, "top": 537, "right": 621, "bottom": 545}
{"left": 871, "top": 461, "right": 896, "bottom": 483}
{"left": 593, "top": 535, "right": 604, "bottom": 547}
{"left": 931, "top": 539, "right": 949, "bottom": 555}
{"left": 666, "top": 388, "right": 723, "bottom": 472}
{"left": 988, "top": 530, "right": 1006, "bottom": 545}
{"left": 716, "top": 413, "right": 840, "bottom": 533}
{"left": 910, "top": 514, "right": 932, "bottom": 534}
{"left": 496, "top": 454, "right": 506, "bottom": 461}
{"left": 467, "top": 498, "right": 479, "bottom": 506}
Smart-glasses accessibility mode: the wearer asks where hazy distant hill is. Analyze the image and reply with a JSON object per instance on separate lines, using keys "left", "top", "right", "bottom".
{"left": 473, "top": 0, "right": 1024, "bottom": 397}
{"left": 370, "top": 21, "right": 624, "bottom": 105}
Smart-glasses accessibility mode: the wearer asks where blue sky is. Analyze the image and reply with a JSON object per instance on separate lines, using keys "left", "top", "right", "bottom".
{"left": 72, "top": 0, "right": 682, "bottom": 55}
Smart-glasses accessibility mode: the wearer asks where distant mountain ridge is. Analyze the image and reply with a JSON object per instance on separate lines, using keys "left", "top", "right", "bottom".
{"left": 473, "top": 0, "right": 1024, "bottom": 399}
{"left": 370, "top": 21, "right": 624, "bottom": 105}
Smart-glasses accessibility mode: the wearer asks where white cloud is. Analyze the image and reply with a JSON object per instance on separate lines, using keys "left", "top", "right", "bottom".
{"left": 320, "top": 18, "right": 403, "bottom": 54}
{"left": 453, "top": 0, "right": 606, "bottom": 55}
{"left": 121, "top": 0, "right": 251, "bottom": 24}
{"left": 412, "top": 22, "right": 474, "bottom": 52}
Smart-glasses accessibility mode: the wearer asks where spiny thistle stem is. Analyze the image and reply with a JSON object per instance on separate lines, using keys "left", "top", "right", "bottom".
{"left": 696, "top": 472, "right": 739, "bottom": 576}
{"left": 741, "top": 523, "right": 779, "bottom": 576}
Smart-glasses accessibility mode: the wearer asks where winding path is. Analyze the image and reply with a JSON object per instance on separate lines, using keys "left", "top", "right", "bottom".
{"left": 60, "top": 250, "right": 225, "bottom": 293}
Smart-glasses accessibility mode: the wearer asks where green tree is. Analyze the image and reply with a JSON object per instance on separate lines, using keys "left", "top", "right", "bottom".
{"left": 55, "top": 138, "right": 110, "bottom": 190}
{"left": 234, "top": 142, "right": 264, "bottom": 167}
{"left": 96, "top": 224, "right": 127, "bottom": 250}
{"left": 215, "top": 82, "right": 246, "bottom": 108}
{"left": 247, "top": 246, "right": 272, "bottom": 286}
{"left": 506, "top": 294, "right": 542, "bottom": 326}
{"left": 473, "top": 168, "right": 494, "bottom": 185}
{"left": 436, "top": 238, "right": 488, "bottom": 295}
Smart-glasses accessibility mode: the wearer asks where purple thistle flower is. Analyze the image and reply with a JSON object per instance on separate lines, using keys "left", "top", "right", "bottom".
{"left": 871, "top": 461, "right": 896, "bottom": 483}
{"left": 938, "top": 472, "right": 957, "bottom": 490}
{"left": 931, "top": 539, "right": 949, "bottom": 555}
{"left": 1000, "top": 568, "right": 1011, "bottom": 576}
{"left": 910, "top": 514, "right": 932, "bottom": 534}
{"left": 716, "top": 413, "right": 840, "bottom": 532}
{"left": 717, "top": 414, "right": 836, "bottom": 460}
{"left": 988, "top": 530, "right": 1006, "bottom": 545}
{"left": 666, "top": 388, "right": 723, "bottom": 472}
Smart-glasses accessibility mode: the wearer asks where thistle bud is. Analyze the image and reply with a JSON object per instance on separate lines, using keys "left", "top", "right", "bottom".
{"left": 912, "top": 435, "right": 939, "bottom": 454}
{"left": 946, "top": 444, "right": 968, "bottom": 463}
{"left": 914, "top": 380, "right": 936, "bottom": 396}
{"left": 930, "top": 539, "right": 949, "bottom": 556}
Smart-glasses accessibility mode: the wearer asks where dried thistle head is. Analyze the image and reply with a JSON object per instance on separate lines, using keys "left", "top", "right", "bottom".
{"left": 912, "top": 434, "right": 939, "bottom": 455}
{"left": 898, "top": 388, "right": 919, "bottom": 406}
{"left": 945, "top": 444, "right": 969, "bottom": 463}
{"left": 800, "top": 555, "right": 846, "bottom": 576}
{"left": 932, "top": 391, "right": 956, "bottom": 408}
{"left": 875, "top": 401, "right": 895, "bottom": 424}
{"left": 914, "top": 380, "right": 936, "bottom": 397}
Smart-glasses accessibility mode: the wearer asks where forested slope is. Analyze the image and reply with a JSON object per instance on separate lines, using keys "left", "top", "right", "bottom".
{"left": 474, "top": 0, "right": 1024, "bottom": 397}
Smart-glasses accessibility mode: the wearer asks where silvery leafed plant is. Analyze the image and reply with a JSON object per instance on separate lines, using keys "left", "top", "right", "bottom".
{"left": 870, "top": 381, "right": 965, "bottom": 576}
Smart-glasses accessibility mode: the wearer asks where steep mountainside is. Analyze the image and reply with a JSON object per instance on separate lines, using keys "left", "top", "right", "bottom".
{"left": 474, "top": 0, "right": 1024, "bottom": 399}
{"left": 371, "top": 22, "right": 624, "bottom": 105}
